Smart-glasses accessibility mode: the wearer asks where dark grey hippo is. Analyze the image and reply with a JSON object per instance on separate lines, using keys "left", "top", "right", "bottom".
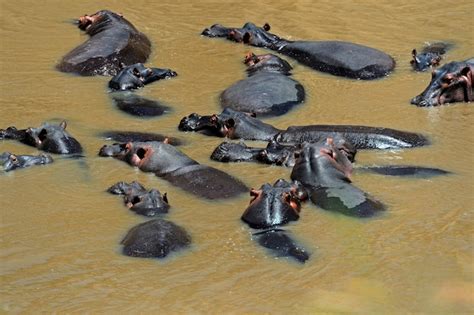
{"left": 57, "top": 10, "right": 151, "bottom": 76}
{"left": 108, "top": 63, "right": 177, "bottom": 91}
{"left": 1, "top": 152, "right": 53, "bottom": 172}
{"left": 202, "top": 22, "right": 395, "bottom": 80}
{"left": 220, "top": 52, "right": 304, "bottom": 116}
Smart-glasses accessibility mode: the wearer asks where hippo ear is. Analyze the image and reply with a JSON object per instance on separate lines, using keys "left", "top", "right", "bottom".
{"left": 60, "top": 121, "right": 67, "bottom": 130}
{"left": 460, "top": 66, "right": 472, "bottom": 78}
{"left": 243, "top": 32, "right": 251, "bottom": 44}
{"left": 263, "top": 23, "right": 271, "bottom": 31}
{"left": 412, "top": 49, "right": 417, "bottom": 58}
{"left": 9, "top": 154, "right": 18, "bottom": 163}
{"left": 162, "top": 193, "right": 169, "bottom": 204}
{"left": 163, "top": 137, "right": 170, "bottom": 144}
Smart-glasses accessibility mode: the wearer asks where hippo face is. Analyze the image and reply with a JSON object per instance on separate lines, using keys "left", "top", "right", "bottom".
{"left": 202, "top": 22, "right": 281, "bottom": 49}
{"left": 411, "top": 60, "right": 473, "bottom": 106}
{"left": 77, "top": 10, "right": 133, "bottom": 35}
{"left": 24, "top": 121, "right": 82, "bottom": 154}
{"left": 1, "top": 152, "right": 53, "bottom": 172}
{"left": 291, "top": 138, "right": 353, "bottom": 188}
{"left": 124, "top": 189, "right": 170, "bottom": 216}
{"left": 108, "top": 63, "right": 177, "bottom": 91}
{"left": 178, "top": 113, "right": 228, "bottom": 137}
{"left": 410, "top": 49, "right": 442, "bottom": 72}
{"left": 99, "top": 143, "right": 128, "bottom": 158}
{"left": 241, "top": 179, "right": 308, "bottom": 229}
{"left": 210, "top": 142, "right": 260, "bottom": 163}
{"left": 258, "top": 141, "right": 299, "bottom": 167}
{"left": 244, "top": 52, "right": 292, "bottom": 76}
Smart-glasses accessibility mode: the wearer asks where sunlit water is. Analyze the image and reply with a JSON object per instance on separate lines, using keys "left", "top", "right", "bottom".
{"left": 1, "top": 0, "right": 473, "bottom": 313}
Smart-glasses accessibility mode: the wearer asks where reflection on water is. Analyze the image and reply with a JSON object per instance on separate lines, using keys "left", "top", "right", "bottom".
{"left": 1, "top": 0, "right": 473, "bottom": 313}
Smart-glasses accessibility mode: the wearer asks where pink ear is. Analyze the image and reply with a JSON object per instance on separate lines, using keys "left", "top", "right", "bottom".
{"left": 60, "top": 121, "right": 67, "bottom": 130}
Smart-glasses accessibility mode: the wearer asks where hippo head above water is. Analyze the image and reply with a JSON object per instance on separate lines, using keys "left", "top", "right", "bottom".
{"left": 202, "top": 23, "right": 280, "bottom": 48}
{"left": 244, "top": 52, "right": 293, "bottom": 76}
{"left": 410, "top": 49, "right": 442, "bottom": 72}
{"left": 108, "top": 63, "right": 177, "bottom": 91}
{"left": 411, "top": 59, "right": 473, "bottom": 106}
{"left": 241, "top": 179, "right": 308, "bottom": 229}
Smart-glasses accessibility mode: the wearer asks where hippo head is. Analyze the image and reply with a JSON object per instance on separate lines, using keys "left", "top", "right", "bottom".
{"left": 244, "top": 52, "right": 292, "bottom": 76}
{"left": 210, "top": 141, "right": 260, "bottom": 163}
{"left": 290, "top": 138, "right": 354, "bottom": 188}
{"left": 23, "top": 121, "right": 82, "bottom": 154}
{"left": 241, "top": 179, "right": 308, "bottom": 229}
{"left": 99, "top": 142, "right": 129, "bottom": 158}
{"left": 178, "top": 113, "right": 231, "bottom": 137}
{"left": 124, "top": 189, "right": 170, "bottom": 216}
{"left": 1, "top": 152, "right": 53, "bottom": 172}
{"left": 257, "top": 141, "right": 299, "bottom": 167}
{"left": 77, "top": 10, "right": 133, "bottom": 35}
{"left": 411, "top": 60, "right": 473, "bottom": 106}
{"left": 410, "top": 49, "right": 442, "bottom": 72}
{"left": 202, "top": 22, "right": 282, "bottom": 49}
{"left": 108, "top": 63, "right": 177, "bottom": 91}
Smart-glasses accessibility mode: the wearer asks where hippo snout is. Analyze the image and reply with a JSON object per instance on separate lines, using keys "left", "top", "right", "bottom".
{"left": 411, "top": 95, "right": 432, "bottom": 107}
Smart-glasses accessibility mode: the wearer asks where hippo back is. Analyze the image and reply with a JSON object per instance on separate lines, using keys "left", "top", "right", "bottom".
{"left": 280, "top": 41, "right": 395, "bottom": 80}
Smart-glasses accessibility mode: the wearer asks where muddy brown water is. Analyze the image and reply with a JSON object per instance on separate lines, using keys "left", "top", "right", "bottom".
{"left": 1, "top": 1, "right": 473, "bottom": 313}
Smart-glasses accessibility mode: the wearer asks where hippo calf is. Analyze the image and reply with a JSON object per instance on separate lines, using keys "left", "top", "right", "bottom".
{"left": 99, "top": 141, "right": 248, "bottom": 199}
{"left": 202, "top": 22, "right": 395, "bottom": 80}
{"left": 220, "top": 52, "right": 304, "bottom": 117}
{"left": 411, "top": 58, "right": 473, "bottom": 106}
{"left": 57, "top": 10, "right": 151, "bottom": 76}
{"left": 1, "top": 152, "right": 53, "bottom": 172}
{"left": 121, "top": 218, "right": 191, "bottom": 258}
{"left": 411, "top": 42, "right": 451, "bottom": 72}
{"left": 107, "top": 181, "right": 170, "bottom": 217}
{"left": 0, "top": 121, "right": 82, "bottom": 154}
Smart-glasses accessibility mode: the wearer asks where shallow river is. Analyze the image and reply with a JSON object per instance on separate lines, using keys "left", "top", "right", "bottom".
{"left": 1, "top": 0, "right": 473, "bottom": 313}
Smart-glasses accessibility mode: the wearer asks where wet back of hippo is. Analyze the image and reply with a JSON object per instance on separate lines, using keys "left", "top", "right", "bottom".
{"left": 161, "top": 164, "right": 248, "bottom": 199}
{"left": 280, "top": 41, "right": 395, "bottom": 80}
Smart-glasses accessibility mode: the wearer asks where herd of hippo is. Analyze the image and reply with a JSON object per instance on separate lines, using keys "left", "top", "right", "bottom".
{"left": 2, "top": 10, "right": 472, "bottom": 264}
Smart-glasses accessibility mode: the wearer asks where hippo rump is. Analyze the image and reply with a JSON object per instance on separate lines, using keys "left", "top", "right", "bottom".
{"left": 1, "top": 152, "right": 53, "bottom": 172}
{"left": 121, "top": 218, "right": 191, "bottom": 258}
{"left": 411, "top": 58, "right": 473, "bottom": 106}
{"left": 202, "top": 23, "right": 395, "bottom": 80}
{"left": 241, "top": 179, "right": 310, "bottom": 263}
{"left": 0, "top": 121, "right": 82, "bottom": 154}
{"left": 107, "top": 181, "right": 170, "bottom": 217}
{"left": 99, "top": 141, "right": 248, "bottom": 199}
{"left": 57, "top": 10, "right": 151, "bottom": 76}
{"left": 291, "top": 139, "right": 385, "bottom": 217}
{"left": 110, "top": 93, "right": 172, "bottom": 117}
{"left": 178, "top": 108, "right": 430, "bottom": 149}
{"left": 221, "top": 52, "right": 305, "bottom": 117}
{"left": 108, "top": 63, "right": 177, "bottom": 91}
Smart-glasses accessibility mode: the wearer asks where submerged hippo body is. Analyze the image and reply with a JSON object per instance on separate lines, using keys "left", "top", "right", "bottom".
{"left": 99, "top": 130, "right": 183, "bottom": 146}
{"left": 57, "top": 10, "right": 151, "bottom": 76}
{"left": 108, "top": 181, "right": 170, "bottom": 217}
{"left": 291, "top": 139, "right": 385, "bottom": 217}
{"left": 221, "top": 53, "right": 305, "bottom": 116}
{"left": 1, "top": 152, "right": 53, "bottom": 172}
{"left": 241, "top": 179, "right": 310, "bottom": 263}
{"left": 108, "top": 63, "right": 177, "bottom": 91}
{"left": 411, "top": 58, "right": 473, "bottom": 106}
{"left": 110, "top": 93, "right": 171, "bottom": 117}
{"left": 121, "top": 218, "right": 191, "bottom": 258}
{"left": 99, "top": 141, "right": 248, "bottom": 199}
{"left": 179, "top": 108, "right": 429, "bottom": 149}
{"left": 202, "top": 23, "right": 395, "bottom": 80}
{"left": 0, "top": 121, "right": 82, "bottom": 154}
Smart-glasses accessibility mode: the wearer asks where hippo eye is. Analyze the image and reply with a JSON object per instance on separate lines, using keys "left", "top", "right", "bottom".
{"left": 442, "top": 76, "right": 454, "bottom": 85}
{"left": 132, "top": 68, "right": 141, "bottom": 77}
{"left": 38, "top": 129, "right": 48, "bottom": 142}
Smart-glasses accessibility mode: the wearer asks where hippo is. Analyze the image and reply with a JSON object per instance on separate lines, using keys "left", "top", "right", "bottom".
{"left": 110, "top": 93, "right": 171, "bottom": 117}
{"left": 241, "top": 179, "right": 310, "bottom": 263}
{"left": 178, "top": 108, "right": 430, "bottom": 149}
{"left": 202, "top": 22, "right": 395, "bottom": 80}
{"left": 220, "top": 52, "right": 304, "bottom": 116}
{"left": 291, "top": 138, "right": 385, "bottom": 217}
{"left": 57, "top": 10, "right": 151, "bottom": 76}
{"left": 121, "top": 218, "right": 191, "bottom": 258}
{"left": 211, "top": 136, "right": 356, "bottom": 167}
{"left": 1, "top": 152, "right": 53, "bottom": 172}
{"left": 107, "top": 181, "right": 170, "bottom": 217}
{"left": 108, "top": 63, "right": 177, "bottom": 91}
{"left": 411, "top": 58, "right": 473, "bottom": 106}
{"left": 358, "top": 165, "right": 451, "bottom": 178}
{"left": 100, "top": 130, "right": 183, "bottom": 146}
{"left": 98, "top": 141, "right": 248, "bottom": 199}
{"left": 0, "top": 121, "right": 83, "bottom": 154}
{"left": 410, "top": 42, "right": 451, "bottom": 72}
